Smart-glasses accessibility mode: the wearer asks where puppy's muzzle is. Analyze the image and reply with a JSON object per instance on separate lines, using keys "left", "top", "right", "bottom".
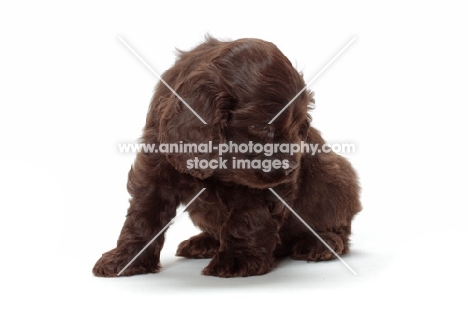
{"left": 284, "top": 160, "right": 299, "bottom": 175}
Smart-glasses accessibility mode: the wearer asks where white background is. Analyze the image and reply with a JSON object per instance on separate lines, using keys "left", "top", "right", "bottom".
{"left": 1, "top": 1, "right": 467, "bottom": 310}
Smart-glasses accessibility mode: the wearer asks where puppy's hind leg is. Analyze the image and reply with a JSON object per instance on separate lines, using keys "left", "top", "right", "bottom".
{"left": 290, "top": 225, "right": 350, "bottom": 262}
{"left": 176, "top": 232, "right": 220, "bottom": 259}
{"left": 289, "top": 147, "right": 361, "bottom": 263}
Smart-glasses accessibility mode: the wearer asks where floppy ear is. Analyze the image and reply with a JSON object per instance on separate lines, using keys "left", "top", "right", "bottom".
{"left": 299, "top": 119, "right": 310, "bottom": 140}
{"left": 300, "top": 90, "right": 314, "bottom": 140}
{"left": 158, "top": 64, "right": 233, "bottom": 179}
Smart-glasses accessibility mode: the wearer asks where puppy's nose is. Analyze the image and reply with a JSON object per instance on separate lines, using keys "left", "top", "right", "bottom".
{"left": 284, "top": 160, "right": 299, "bottom": 175}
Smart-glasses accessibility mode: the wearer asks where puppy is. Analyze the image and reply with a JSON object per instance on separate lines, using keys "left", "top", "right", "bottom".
{"left": 93, "top": 36, "right": 361, "bottom": 277}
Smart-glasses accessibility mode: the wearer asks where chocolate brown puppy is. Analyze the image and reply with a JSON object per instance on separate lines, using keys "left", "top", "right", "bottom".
{"left": 93, "top": 37, "right": 361, "bottom": 277}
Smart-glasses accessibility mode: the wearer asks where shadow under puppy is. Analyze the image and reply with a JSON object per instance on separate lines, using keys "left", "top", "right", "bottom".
{"left": 93, "top": 36, "right": 362, "bottom": 278}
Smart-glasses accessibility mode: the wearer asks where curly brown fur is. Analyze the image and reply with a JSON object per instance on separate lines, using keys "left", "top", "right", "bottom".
{"left": 93, "top": 36, "right": 361, "bottom": 278}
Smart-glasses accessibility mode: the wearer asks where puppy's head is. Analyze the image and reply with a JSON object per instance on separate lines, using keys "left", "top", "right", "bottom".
{"left": 154, "top": 37, "right": 312, "bottom": 187}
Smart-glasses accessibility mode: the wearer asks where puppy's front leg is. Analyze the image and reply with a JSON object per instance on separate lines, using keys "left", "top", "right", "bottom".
{"left": 202, "top": 193, "right": 280, "bottom": 277}
{"left": 93, "top": 154, "right": 185, "bottom": 277}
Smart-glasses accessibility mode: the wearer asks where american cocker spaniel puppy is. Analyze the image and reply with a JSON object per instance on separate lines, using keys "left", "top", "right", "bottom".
{"left": 93, "top": 36, "right": 361, "bottom": 278}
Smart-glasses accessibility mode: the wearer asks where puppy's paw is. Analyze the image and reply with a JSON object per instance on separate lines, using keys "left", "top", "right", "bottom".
{"left": 176, "top": 232, "right": 219, "bottom": 259}
{"left": 291, "top": 232, "right": 347, "bottom": 262}
{"left": 202, "top": 251, "right": 273, "bottom": 277}
{"left": 92, "top": 248, "right": 160, "bottom": 277}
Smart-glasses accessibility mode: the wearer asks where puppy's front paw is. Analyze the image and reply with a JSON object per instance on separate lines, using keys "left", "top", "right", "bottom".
{"left": 202, "top": 251, "right": 273, "bottom": 277}
{"left": 92, "top": 248, "right": 160, "bottom": 277}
